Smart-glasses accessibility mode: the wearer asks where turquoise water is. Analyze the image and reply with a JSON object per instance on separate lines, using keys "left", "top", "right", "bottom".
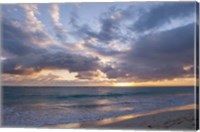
{"left": 2, "top": 86, "right": 195, "bottom": 127}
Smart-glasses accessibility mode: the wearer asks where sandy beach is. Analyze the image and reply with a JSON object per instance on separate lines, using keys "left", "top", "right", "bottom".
{"left": 43, "top": 104, "right": 197, "bottom": 130}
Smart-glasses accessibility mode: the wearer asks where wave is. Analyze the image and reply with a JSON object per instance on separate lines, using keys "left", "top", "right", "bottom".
{"left": 4, "top": 86, "right": 193, "bottom": 103}
{"left": 4, "top": 91, "right": 167, "bottom": 101}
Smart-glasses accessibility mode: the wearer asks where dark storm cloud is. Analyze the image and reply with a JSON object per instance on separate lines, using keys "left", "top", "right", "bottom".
{"left": 131, "top": 2, "right": 195, "bottom": 32}
{"left": 69, "top": 3, "right": 195, "bottom": 82}
{"left": 129, "top": 23, "right": 194, "bottom": 64}
{"left": 75, "top": 71, "right": 99, "bottom": 80}
{"left": 96, "top": 7, "right": 121, "bottom": 42}
{"left": 103, "top": 23, "right": 195, "bottom": 81}
{"left": 2, "top": 52, "right": 101, "bottom": 75}
{"left": 2, "top": 19, "right": 45, "bottom": 56}
{"left": 101, "top": 65, "right": 128, "bottom": 79}
{"left": 2, "top": 19, "right": 101, "bottom": 76}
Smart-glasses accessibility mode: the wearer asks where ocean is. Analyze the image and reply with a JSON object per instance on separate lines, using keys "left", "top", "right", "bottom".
{"left": 2, "top": 86, "right": 195, "bottom": 127}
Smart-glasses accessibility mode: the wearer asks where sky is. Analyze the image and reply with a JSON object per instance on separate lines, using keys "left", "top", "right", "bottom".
{"left": 1, "top": 2, "right": 197, "bottom": 86}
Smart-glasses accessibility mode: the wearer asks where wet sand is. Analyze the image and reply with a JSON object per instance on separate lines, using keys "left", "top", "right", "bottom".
{"left": 43, "top": 104, "right": 197, "bottom": 130}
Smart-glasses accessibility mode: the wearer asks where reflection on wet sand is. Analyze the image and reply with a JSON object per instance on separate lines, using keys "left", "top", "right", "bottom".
{"left": 43, "top": 104, "right": 196, "bottom": 129}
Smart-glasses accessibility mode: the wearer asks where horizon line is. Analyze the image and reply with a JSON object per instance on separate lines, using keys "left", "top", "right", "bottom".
{"left": 1, "top": 85, "right": 195, "bottom": 88}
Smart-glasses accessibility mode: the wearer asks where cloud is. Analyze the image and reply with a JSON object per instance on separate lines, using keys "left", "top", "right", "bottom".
{"left": 1, "top": 18, "right": 56, "bottom": 57}
{"left": 1, "top": 73, "right": 60, "bottom": 84}
{"left": 62, "top": 3, "right": 195, "bottom": 82}
{"left": 97, "top": 8, "right": 121, "bottom": 42}
{"left": 69, "top": 7, "right": 79, "bottom": 28}
{"left": 131, "top": 2, "right": 195, "bottom": 32}
{"left": 74, "top": 3, "right": 195, "bottom": 45}
{"left": 2, "top": 19, "right": 46, "bottom": 56}
{"left": 20, "top": 4, "right": 44, "bottom": 32}
{"left": 103, "top": 23, "right": 195, "bottom": 82}
{"left": 2, "top": 3, "right": 196, "bottom": 84}
{"left": 75, "top": 71, "right": 99, "bottom": 80}
{"left": 71, "top": 7, "right": 134, "bottom": 57}
{"left": 2, "top": 17, "right": 102, "bottom": 77}
{"left": 3, "top": 5, "right": 56, "bottom": 49}
{"left": 101, "top": 65, "right": 128, "bottom": 79}
{"left": 75, "top": 70, "right": 107, "bottom": 80}
{"left": 35, "top": 73, "right": 60, "bottom": 81}
{"left": 82, "top": 38, "right": 123, "bottom": 56}
{"left": 74, "top": 7, "right": 126, "bottom": 44}
{"left": 51, "top": 4, "right": 60, "bottom": 26}
{"left": 50, "top": 4, "right": 67, "bottom": 42}
{"left": 2, "top": 52, "right": 101, "bottom": 76}
{"left": 2, "top": 73, "right": 113, "bottom": 86}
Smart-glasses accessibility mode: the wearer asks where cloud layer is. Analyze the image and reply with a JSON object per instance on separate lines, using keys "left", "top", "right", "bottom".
{"left": 1, "top": 2, "right": 197, "bottom": 85}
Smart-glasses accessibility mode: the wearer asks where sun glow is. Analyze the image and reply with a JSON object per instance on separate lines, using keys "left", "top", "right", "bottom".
{"left": 113, "top": 82, "right": 135, "bottom": 87}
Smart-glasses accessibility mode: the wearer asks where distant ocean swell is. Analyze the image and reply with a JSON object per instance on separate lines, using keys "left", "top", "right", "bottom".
{"left": 4, "top": 91, "right": 167, "bottom": 100}
{"left": 4, "top": 87, "right": 192, "bottom": 100}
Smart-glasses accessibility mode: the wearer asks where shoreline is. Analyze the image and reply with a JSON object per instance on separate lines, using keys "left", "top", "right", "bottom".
{"left": 43, "top": 104, "right": 197, "bottom": 130}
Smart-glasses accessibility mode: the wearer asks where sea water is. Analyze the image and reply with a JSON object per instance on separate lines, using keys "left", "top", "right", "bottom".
{"left": 2, "top": 86, "right": 195, "bottom": 127}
